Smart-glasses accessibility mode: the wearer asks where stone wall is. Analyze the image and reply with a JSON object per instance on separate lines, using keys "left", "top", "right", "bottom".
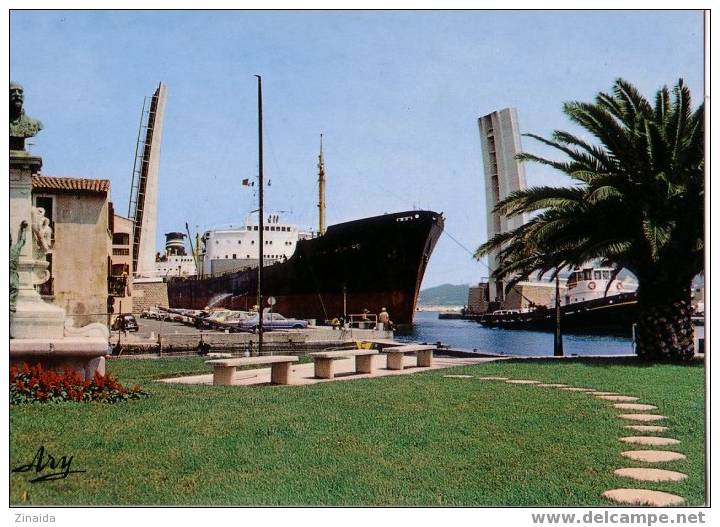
{"left": 467, "top": 283, "right": 491, "bottom": 314}
{"left": 132, "top": 281, "right": 169, "bottom": 313}
{"left": 502, "top": 282, "right": 564, "bottom": 310}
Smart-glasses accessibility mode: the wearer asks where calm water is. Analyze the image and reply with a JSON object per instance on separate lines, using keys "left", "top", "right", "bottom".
{"left": 395, "top": 311, "right": 635, "bottom": 357}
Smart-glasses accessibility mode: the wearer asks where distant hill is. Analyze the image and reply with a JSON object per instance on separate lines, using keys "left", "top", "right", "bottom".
{"left": 418, "top": 283, "right": 469, "bottom": 306}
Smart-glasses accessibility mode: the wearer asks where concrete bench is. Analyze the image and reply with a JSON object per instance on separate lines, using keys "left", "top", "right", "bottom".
{"left": 384, "top": 344, "right": 435, "bottom": 370}
{"left": 308, "top": 349, "right": 379, "bottom": 379}
{"left": 205, "top": 355, "right": 299, "bottom": 386}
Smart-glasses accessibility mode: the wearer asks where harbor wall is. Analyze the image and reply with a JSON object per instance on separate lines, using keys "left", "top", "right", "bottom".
{"left": 467, "top": 283, "right": 491, "bottom": 314}
{"left": 132, "top": 281, "right": 169, "bottom": 313}
{"left": 502, "top": 282, "right": 561, "bottom": 310}
{"left": 115, "top": 327, "right": 393, "bottom": 354}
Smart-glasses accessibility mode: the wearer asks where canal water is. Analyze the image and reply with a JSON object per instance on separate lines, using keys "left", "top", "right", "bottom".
{"left": 395, "top": 310, "right": 635, "bottom": 357}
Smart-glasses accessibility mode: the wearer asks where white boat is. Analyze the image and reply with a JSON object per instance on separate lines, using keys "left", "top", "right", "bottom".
{"left": 561, "top": 266, "right": 637, "bottom": 305}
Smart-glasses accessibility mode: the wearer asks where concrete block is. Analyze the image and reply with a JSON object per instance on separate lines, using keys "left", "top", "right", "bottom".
{"left": 213, "top": 365, "right": 235, "bottom": 386}
{"left": 356, "top": 354, "right": 375, "bottom": 374}
{"left": 417, "top": 349, "right": 433, "bottom": 367}
{"left": 270, "top": 362, "right": 292, "bottom": 385}
{"left": 386, "top": 352, "right": 405, "bottom": 370}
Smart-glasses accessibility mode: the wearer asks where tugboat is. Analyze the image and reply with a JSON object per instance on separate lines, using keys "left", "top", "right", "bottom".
{"left": 479, "top": 266, "right": 639, "bottom": 335}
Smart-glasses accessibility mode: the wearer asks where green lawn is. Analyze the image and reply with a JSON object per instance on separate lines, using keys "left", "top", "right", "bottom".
{"left": 10, "top": 356, "right": 706, "bottom": 506}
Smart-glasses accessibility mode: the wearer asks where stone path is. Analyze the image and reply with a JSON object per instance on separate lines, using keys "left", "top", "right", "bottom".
{"left": 621, "top": 450, "right": 686, "bottom": 463}
{"left": 618, "top": 413, "right": 667, "bottom": 422}
{"left": 601, "top": 489, "right": 686, "bottom": 507}
{"left": 597, "top": 395, "right": 639, "bottom": 401}
{"left": 625, "top": 425, "right": 669, "bottom": 433}
{"left": 614, "top": 468, "right": 687, "bottom": 482}
{"left": 484, "top": 376, "right": 689, "bottom": 506}
{"left": 620, "top": 436, "right": 680, "bottom": 446}
{"left": 613, "top": 403, "right": 658, "bottom": 411}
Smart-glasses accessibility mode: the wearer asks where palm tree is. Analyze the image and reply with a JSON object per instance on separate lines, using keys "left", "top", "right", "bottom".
{"left": 476, "top": 79, "right": 704, "bottom": 361}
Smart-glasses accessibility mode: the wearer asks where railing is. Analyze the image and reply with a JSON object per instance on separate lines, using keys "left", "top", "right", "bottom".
{"left": 347, "top": 313, "right": 378, "bottom": 329}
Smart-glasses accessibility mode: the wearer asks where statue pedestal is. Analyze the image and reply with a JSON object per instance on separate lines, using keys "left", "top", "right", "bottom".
{"left": 9, "top": 151, "right": 108, "bottom": 377}
{"left": 10, "top": 338, "right": 108, "bottom": 380}
{"left": 10, "top": 152, "right": 66, "bottom": 339}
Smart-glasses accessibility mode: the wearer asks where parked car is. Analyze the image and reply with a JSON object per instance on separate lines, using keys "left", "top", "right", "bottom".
{"left": 220, "top": 311, "right": 250, "bottom": 324}
{"left": 141, "top": 308, "right": 162, "bottom": 320}
{"left": 196, "top": 309, "right": 251, "bottom": 328}
{"left": 195, "top": 309, "right": 228, "bottom": 328}
{"left": 238, "top": 312, "right": 308, "bottom": 332}
{"left": 112, "top": 314, "right": 139, "bottom": 332}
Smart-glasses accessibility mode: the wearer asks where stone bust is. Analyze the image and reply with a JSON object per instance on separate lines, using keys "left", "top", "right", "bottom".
{"left": 10, "top": 81, "right": 43, "bottom": 151}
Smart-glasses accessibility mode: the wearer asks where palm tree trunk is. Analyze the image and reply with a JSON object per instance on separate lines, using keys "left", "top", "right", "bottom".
{"left": 634, "top": 283, "right": 695, "bottom": 361}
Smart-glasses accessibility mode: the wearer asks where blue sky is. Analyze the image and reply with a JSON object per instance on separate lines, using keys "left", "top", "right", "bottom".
{"left": 10, "top": 10, "right": 704, "bottom": 288}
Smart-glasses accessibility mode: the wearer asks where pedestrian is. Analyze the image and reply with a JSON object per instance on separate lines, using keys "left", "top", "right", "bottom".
{"left": 361, "top": 308, "right": 374, "bottom": 329}
{"left": 378, "top": 307, "right": 390, "bottom": 330}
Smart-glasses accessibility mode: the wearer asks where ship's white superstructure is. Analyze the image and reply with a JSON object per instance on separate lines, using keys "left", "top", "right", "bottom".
{"left": 201, "top": 215, "right": 312, "bottom": 276}
{"left": 154, "top": 255, "right": 197, "bottom": 278}
{"left": 560, "top": 266, "right": 637, "bottom": 305}
{"left": 152, "top": 231, "right": 197, "bottom": 279}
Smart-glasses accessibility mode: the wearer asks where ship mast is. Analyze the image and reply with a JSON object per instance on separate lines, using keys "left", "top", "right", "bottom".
{"left": 255, "top": 75, "right": 265, "bottom": 351}
{"left": 317, "top": 133, "right": 326, "bottom": 235}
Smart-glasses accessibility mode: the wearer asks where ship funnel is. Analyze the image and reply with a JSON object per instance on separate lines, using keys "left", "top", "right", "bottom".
{"left": 165, "top": 231, "right": 187, "bottom": 256}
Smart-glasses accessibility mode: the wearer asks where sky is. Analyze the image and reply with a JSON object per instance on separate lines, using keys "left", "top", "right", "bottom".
{"left": 9, "top": 10, "right": 704, "bottom": 288}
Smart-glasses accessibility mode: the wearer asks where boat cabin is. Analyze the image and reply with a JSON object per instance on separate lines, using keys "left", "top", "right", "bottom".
{"left": 563, "top": 266, "right": 636, "bottom": 304}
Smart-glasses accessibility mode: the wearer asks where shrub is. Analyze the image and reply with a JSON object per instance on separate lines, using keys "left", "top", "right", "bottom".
{"left": 10, "top": 363, "right": 149, "bottom": 404}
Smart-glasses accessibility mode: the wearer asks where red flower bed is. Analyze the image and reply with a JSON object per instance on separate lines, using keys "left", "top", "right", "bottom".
{"left": 10, "top": 363, "right": 148, "bottom": 404}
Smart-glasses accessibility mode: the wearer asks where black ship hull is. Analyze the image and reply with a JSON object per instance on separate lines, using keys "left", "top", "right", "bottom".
{"left": 167, "top": 210, "right": 444, "bottom": 324}
{"left": 479, "top": 292, "right": 639, "bottom": 336}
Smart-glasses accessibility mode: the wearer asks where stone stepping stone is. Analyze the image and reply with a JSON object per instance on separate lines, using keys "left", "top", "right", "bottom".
{"left": 621, "top": 450, "right": 686, "bottom": 462}
{"left": 613, "top": 403, "right": 658, "bottom": 411}
{"left": 590, "top": 391, "right": 618, "bottom": 396}
{"left": 477, "top": 376, "right": 508, "bottom": 381}
{"left": 614, "top": 467, "right": 687, "bottom": 482}
{"left": 625, "top": 425, "right": 669, "bottom": 433}
{"left": 560, "top": 387, "right": 594, "bottom": 392}
{"left": 597, "top": 395, "right": 639, "bottom": 401}
{"left": 602, "top": 489, "right": 685, "bottom": 506}
{"left": 618, "top": 414, "right": 666, "bottom": 422}
{"left": 443, "top": 375, "right": 474, "bottom": 379}
{"left": 620, "top": 436, "right": 680, "bottom": 446}
{"left": 536, "top": 383, "right": 568, "bottom": 387}
{"left": 505, "top": 380, "right": 539, "bottom": 384}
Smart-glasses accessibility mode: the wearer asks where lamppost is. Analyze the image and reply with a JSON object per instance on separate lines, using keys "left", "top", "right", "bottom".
{"left": 554, "top": 271, "right": 564, "bottom": 357}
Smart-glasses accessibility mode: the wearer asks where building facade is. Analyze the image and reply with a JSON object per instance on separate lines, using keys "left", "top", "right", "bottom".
{"left": 110, "top": 214, "right": 134, "bottom": 319}
{"left": 31, "top": 176, "right": 113, "bottom": 327}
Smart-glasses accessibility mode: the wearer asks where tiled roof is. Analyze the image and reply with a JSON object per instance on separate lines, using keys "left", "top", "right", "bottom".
{"left": 32, "top": 175, "right": 110, "bottom": 194}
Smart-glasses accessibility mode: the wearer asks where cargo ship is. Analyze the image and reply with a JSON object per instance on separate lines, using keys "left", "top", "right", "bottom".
{"left": 167, "top": 210, "right": 444, "bottom": 324}
{"left": 167, "top": 77, "right": 443, "bottom": 324}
